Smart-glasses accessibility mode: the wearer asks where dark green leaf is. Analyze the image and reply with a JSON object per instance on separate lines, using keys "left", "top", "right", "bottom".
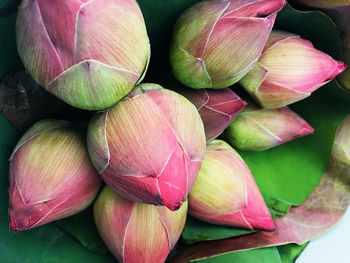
{"left": 0, "top": 13, "right": 22, "bottom": 80}
{"left": 55, "top": 208, "right": 109, "bottom": 256}
{"left": 182, "top": 217, "right": 255, "bottom": 244}
{"left": 278, "top": 243, "right": 309, "bottom": 263}
{"left": 194, "top": 247, "right": 282, "bottom": 263}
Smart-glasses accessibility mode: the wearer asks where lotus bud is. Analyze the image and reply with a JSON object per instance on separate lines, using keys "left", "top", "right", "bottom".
{"left": 169, "top": 0, "right": 286, "bottom": 90}
{"left": 240, "top": 30, "right": 346, "bottom": 109}
{"left": 16, "top": 0, "right": 150, "bottom": 110}
{"left": 330, "top": 114, "right": 350, "bottom": 178}
{"left": 224, "top": 105, "right": 314, "bottom": 151}
{"left": 94, "top": 186, "right": 188, "bottom": 263}
{"left": 180, "top": 88, "right": 246, "bottom": 141}
{"left": 189, "top": 140, "right": 274, "bottom": 230}
{"left": 87, "top": 84, "right": 206, "bottom": 211}
{"left": 9, "top": 120, "right": 102, "bottom": 232}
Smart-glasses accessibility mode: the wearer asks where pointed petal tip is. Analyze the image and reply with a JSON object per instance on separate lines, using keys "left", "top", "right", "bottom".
{"left": 9, "top": 210, "right": 20, "bottom": 232}
{"left": 245, "top": 211, "right": 275, "bottom": 231}
{"left": 162, "top": 199, "right": 184, "bottom": 211}
{"left": 8, "top": 208, "right": 35, "bottom": 232}
{"left": 254, "top": 217, "right": 275, "bottom": 231}
{"left": 300, "top": 124, "right": 315, "bottom": 137}
{"left": 328, "top": 61, "right": 346, "bottom": 80}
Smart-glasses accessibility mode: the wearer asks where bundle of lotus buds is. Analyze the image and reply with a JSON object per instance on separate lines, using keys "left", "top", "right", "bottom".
{"left": 7, "top": 0, "right": 347, "bottom": 262}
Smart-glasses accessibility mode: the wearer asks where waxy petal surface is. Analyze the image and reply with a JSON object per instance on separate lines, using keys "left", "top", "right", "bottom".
{"left": 189, "top": 146, "right": 247, "bottom": 216}
{"left": 94, "top": 186, "right": 188, "bottom": 263}
{"left": 123, "top": 202, "right": 170, "bottom": 263}
{"left": 9, "top": 120, "right": 101, "bottom": 231}
{"left": 201, "top": 89, "right": 246, "bottom": 141}
{"left": 260, "top": 36, "right": 339, "bottom": 91}
{"left": 16, "top": 0, "right": 64, "bottom": 86}
{"left": 89, "top": 85, "right": 206, "bottom": 209}
{"left": 203, "top": 15, "right": 275, "bottom": 88}
{"left": 170, "top": 48, "right": 212, "bottom": 89}
{"left": 156, "top": 200, "right": 188, "bottom": 249}
{"left": 189, "top": 140, "right": 273, "bottom": 230}
{"left": 74, "top": 0, "right": 149, "bottom": 74}
{"left": 146, "top": 89, "right": 206, "bottom": 161}
{"left": 172, "top": 0, "right": 229, "bottom": 58}
{"left": 225, "top": 107, "right": 314, "bottom": 151}
{"left": 180, "top": 88, "right": 246, "bottom": 141}
{"left": 12, "top": 128, "right": 91, "bottom": 204}
{"left": 94, "top": 187, "right": 134, "bottom": 263}
{"left": 170, "top": 0, "right": 285, "bottom": 89}
{"left": 87, "top": 112, "right": 110, "bottom": 174}
{"left": 47, "top": 60, "right": 139, "bottom": 110}
{"left": 105, "top": 92, "right": 179, "bottom": 178}
{"left": 37, "top": 0, "right": 87, "bottom": 69}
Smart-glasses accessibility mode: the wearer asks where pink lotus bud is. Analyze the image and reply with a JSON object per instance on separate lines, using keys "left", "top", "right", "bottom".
{"left": 87, "top": 84, "right": 206, "bottom": 211}
{"left": 180, "top": 88, "right": 246, "bottom": 141}
{"left": 224, "top": 105, "right": 314, "bottom": 151}
{"left": 16, "top": 0, "right": 150, "bottom": 110}
{"left": 9, "top": 119, "right": 102, "bottom": 232}
{"left": 170, "top": 0, "right": 285, "bottom": 89}
{"left": 189, "top": 140, "right": 274, "bottom": 230}
{"left": 240, "top": 30, "right": 346, "bottom": 109}
{"left": 94, "top": 186, "right": 188, "bottom": 263}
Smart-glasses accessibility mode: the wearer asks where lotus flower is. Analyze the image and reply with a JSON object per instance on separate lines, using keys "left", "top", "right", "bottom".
{"left": 9, "top": 120, "right": 102, "bottom": 232}
{"left": 240, "top": 30, "right": 346, "bottom": 109}
{"left": 87, "top": 84, "right": 206, "bottom": 211}
{"left": 16, "top": 0, "right": 150, "bottom": 110}
{"left": 170, "top": 0, "right": 285, "bottom": 90}
{"left": 330, "top": 114, "right": 350, "bottom": 177}
{"left": 189, "top": 140, "right": 274, "bottom": 230}
{"left": 180, "top": 88, "right": 246, "bottom": 141}
{"left": 225, "top": 105, "right": 314, "bottom": 151}
{"left": 94, "top": 186, "right": 188, "bottom": 263}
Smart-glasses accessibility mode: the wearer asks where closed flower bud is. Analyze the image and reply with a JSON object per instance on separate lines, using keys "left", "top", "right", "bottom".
{"left": 330, "top": 114, "right": 350, "bottom": 177}
{"left": 224, "top": 105, "right": 314, "bottom": 151}
{"left": 170, "top": 0, "right": 285, "bottom": 89}
{"left": 180, "top": 88, "right": 246, "bottom": 141}
{"left": 94, "top": 186, "right": 188, "bottom": 263}
{"left": 189, "top": 140, "right": 274, "bottom": 230}
{"left": 9, "top": 120, "right": 102, "bottom": 232}
{"left": 240, "top": 30, "right": 346, "bottom": 109}
{"left": 16, "top": 0, "right": 150, "bottom": 110}
{"left": 87, "top": 84, "right": 206, "bottom": 211}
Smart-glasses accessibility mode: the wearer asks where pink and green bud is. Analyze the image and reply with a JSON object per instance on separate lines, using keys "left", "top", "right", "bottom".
{"left": 9, "top": 120, "right": 102, "bottom": 232}
{"left": 170, "top": 0, "right": 285, "bottom": 90}
{"left": 330, "top": 114, "right": 350, "bottom": 176}
{"left": 240, "top": 30, "right": 346, "bottom": 109}
{"left": 94, "top": 186, "right": 188, "bottom": 263}
{"left": 225, "top": 105, "right": 314, "bottom": 151}
{"left": 189, "top": 140, "right": 274, "bottom": 230}
{"left": 87, "top": 84, "right": 206, "bottom": 211}
{"left": 16, "top": 0, "right": 150, "bottom": 110}
{"left": 180, "top": 88, "right": 246, "bottom": 141}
